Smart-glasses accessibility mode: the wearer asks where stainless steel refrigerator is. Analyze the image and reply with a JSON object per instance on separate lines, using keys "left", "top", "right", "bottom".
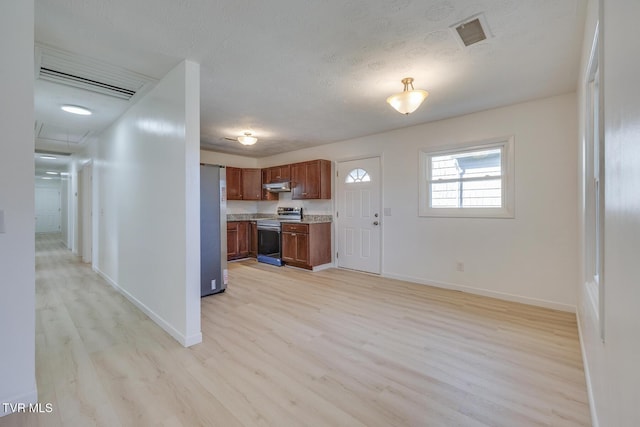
{"left": 200, "top": 165, "right": 228, "bottom": 296}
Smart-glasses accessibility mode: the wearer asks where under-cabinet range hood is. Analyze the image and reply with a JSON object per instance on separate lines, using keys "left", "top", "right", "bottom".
{"left": 263, "top": 181, "right": 291, "bottom": 192}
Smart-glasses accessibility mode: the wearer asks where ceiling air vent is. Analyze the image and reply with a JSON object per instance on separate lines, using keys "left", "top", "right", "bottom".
{"left": 451, "top": 13, "right": 492, "bottom": 48}
{"left": 35, "top": 44, "right": 156, "bottom": 101}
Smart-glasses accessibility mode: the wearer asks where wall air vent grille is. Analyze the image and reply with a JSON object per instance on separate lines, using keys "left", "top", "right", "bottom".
{"left": 39, "top": 68, "right": 137, "bottom": 100}
{"left": 35, "top": 44, "right": 156, "bottom": 101}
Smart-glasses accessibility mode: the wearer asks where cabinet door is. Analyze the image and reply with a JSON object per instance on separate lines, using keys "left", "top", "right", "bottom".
{"left": 226, "top": 167, "right": 243, "bottom": 200}
{"left": 272, "top": 165, "right": 290, "bottom": 182}
{"left": 261, "top": 168, "right": 277, "bottom": 201}
{"left": 227, "top": 223, "right": 239, "bottom": 260}
{"left": 304, "top": 161, "right": 321, "bottom": 199}
{"left": 242, "top": 169, "right": 262, "bottom": 201}
{"left": 249, "top": 221, "right": 257, "bottom": 257}
{"left": 295, "top": 232, "right": 309, "bottom": 263}
{"left": 237, "top": 221, "right": 249, "bottom": 257}
{"left": 291, "top": 162, "right": 307, "bottom": 199}
{"left": 291, "top": 160, "right": 330, "bottom": 200}
{"left": 281, "top": 232, "right": 296, "bottom": 262}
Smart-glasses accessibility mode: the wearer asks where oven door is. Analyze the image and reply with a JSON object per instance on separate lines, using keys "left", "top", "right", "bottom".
{"left": 257, "top": 226, "right": 283, "bottom": 266}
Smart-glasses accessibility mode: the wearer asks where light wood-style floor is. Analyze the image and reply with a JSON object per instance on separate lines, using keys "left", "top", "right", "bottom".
{"left": 1, "top": 234, "right": 590, "bottom": 426}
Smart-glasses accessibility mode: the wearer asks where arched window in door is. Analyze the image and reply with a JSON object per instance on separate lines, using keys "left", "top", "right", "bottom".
{"left": 345, "top": 168, "right": 370, "bottom": 183}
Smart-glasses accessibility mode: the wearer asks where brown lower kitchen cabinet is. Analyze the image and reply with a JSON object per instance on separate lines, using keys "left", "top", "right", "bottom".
{"left": 227, "top": 221, "right": 250, "bottom": 260}
{"left": 248, "top": 221, "right": 257, "bottom": 257}
{"left": 281, "top": 222, "right": 331, "bottom": 270}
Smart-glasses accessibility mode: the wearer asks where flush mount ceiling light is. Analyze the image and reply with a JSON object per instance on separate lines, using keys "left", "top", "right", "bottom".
{"left": 386, "top": 77, "right": 429, "bottom": 115}
{"left": 237, "top": 132, "right": 258, "bottom": 146}
{"left": 61, "top": 104, "right": 92, "bottom": 116}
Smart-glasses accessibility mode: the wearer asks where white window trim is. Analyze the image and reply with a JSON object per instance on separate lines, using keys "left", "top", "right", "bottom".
{"left": 583, "top": 19, "right": 605, "bottom": 341}
{"left": 419, "top": 136, "right": 515, "bottom": 219}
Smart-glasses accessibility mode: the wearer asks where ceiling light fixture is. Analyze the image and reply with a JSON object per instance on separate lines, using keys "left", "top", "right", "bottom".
{"left": 61, "top": 104, "right": 92, "bottom": 116}
{"left": 386, "top": 77, "right": 429, "bottom": 115}
{"left": 45, "top": 171, "right": 59, "bottom": 175}
{"left": 237, "top": 132, "right": 258, "bottom": 146}
{"left": 40, "top": 155, "right": 57, "bottom": 160}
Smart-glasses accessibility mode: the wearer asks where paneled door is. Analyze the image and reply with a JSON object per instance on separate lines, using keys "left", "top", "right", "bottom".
{"left": 336, "top": 157, "right": 381, "bottom": 274}
{"left": 35, "top": 187, "right": 61, "bottom": 233}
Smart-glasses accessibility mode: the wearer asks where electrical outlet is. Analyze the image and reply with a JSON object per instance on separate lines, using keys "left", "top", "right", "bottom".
{"left": 211, "top": 279, "right": 216, "bottom": 290}
{"left": 456, "top": 261, "right": 464, "bottom": 272}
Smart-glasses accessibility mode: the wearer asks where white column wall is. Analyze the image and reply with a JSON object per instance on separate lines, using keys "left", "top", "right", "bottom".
{"left": 93, "top": 61, "right": 201, "bottom": 347}
{"left": 258, "top": 94, "right": 579, "bottom": 310}
{"left": 577, "top": 0, "right": 640, "bottom": 425}
{"left": 0, "top": 0, "right": 37, "bottom": 415}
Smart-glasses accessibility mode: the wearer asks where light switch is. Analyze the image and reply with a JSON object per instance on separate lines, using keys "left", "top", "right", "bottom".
{"left": 0, "top": 210, "right": 5, "bottom": 233}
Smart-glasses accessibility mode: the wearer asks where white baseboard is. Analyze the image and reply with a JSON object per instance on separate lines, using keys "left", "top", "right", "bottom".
{"left": 93, "top": 267, "right": 202, "bottom": 348}
{"left": 576, "top": 310, "right": 599, "bottom": 427}
{"left": 312, "top": 262, "right": 333, "bottom": 272}
{"left": 0, "top": 387, "right": 38, "bottom": 417}
{"left": 383, "top": 272, "right": 576, "bottom": 313}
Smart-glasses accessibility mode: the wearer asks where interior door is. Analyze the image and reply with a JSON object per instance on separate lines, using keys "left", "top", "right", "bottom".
{"left": 337, "top": 157, "right": 381, "bottom": 274}
{"left": 35, "top": 186, "right": 61, "bottom": 233}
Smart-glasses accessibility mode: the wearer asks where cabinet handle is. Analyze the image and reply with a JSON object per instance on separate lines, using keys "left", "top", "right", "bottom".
{"left": 302, "top": 192, "right": 307, "bottom": 195}
{"left": 291, "top": 233, "right": 296, "bottom": 236}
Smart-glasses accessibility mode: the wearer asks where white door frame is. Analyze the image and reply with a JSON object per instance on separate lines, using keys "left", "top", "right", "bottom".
{"left": 335, "top": 155, "right": 383, "bottom": 274}
{"left": 78, "top": 161, "right": 93, "bottom": 264}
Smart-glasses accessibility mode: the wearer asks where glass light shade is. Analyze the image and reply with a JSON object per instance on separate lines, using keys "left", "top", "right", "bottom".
{"left": 237, "top": 135, "right": 257, "bottom": 145}
{"left": 386, "top": 89, "right": 429, "bottom": 115}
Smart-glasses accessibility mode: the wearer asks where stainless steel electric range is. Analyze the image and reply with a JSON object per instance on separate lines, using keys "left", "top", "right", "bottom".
{"left": 256, "top": 207, "right": 302, "bottom": 266}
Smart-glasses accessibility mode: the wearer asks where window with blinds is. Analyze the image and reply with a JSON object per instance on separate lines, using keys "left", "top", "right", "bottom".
{"left": 419, "top": 137, "right": 514, "bottom": 218}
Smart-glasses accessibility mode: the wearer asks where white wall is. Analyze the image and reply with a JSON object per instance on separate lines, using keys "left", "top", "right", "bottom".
{"left": 257, "top": 94, "right": 579, "bottom": 310}
{"left": 92, "top": 61, "right": 202, "bottom": 347}
{"left": 0, "top": 0, "right": 37, "bottom": 415}
{"left": 201, "top": 150, "right": 258, "bottom": 168}
{"left": 577, "top": 0, "right": 640, "bottom": 425}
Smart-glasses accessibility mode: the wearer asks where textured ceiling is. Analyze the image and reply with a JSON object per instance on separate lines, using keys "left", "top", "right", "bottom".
{"left": 34, "top": 0, "right": 586, "bottom": 158}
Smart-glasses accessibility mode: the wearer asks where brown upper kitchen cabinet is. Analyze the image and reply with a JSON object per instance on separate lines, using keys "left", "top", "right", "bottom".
{"left": 291, "top": 160, "right": 331, "bottom": 200}
{"left": 225, "top": 167, "right": 262, "bottom": 200}
{"left": 241, "top": 168, "right": 262, "bottom": 201}
{"left": 262, "top": 164, "right": 291, "bottom": 200}
{"left": 266, "top": 164, "right": 290, "bottom": 182}
{"left": 226, "top": 167, "right": 243, "bottom": 200}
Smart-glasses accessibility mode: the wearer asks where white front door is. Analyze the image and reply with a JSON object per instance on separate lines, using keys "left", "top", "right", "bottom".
{"left": 336, "top": 157, "right": 381, "bottom": 274}
{"left": 35, "top": 187, "right": 61, "bottom": 233}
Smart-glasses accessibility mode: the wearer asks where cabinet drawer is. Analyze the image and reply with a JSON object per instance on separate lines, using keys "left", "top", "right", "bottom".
{"left": 281, "top": 223, "right": 309, "bottom": 234}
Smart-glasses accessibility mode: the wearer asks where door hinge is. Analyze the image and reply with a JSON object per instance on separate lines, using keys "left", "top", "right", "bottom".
{"left": 336, "top": 252, "right": 338, "bottom": 259}
{"left": 336, "top": 211, "right": 338, "bottom": 218}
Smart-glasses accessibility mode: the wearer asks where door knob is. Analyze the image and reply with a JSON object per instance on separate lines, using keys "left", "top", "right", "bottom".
{"left": 373, "top": 221, "right": 379, "bottom": 226}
